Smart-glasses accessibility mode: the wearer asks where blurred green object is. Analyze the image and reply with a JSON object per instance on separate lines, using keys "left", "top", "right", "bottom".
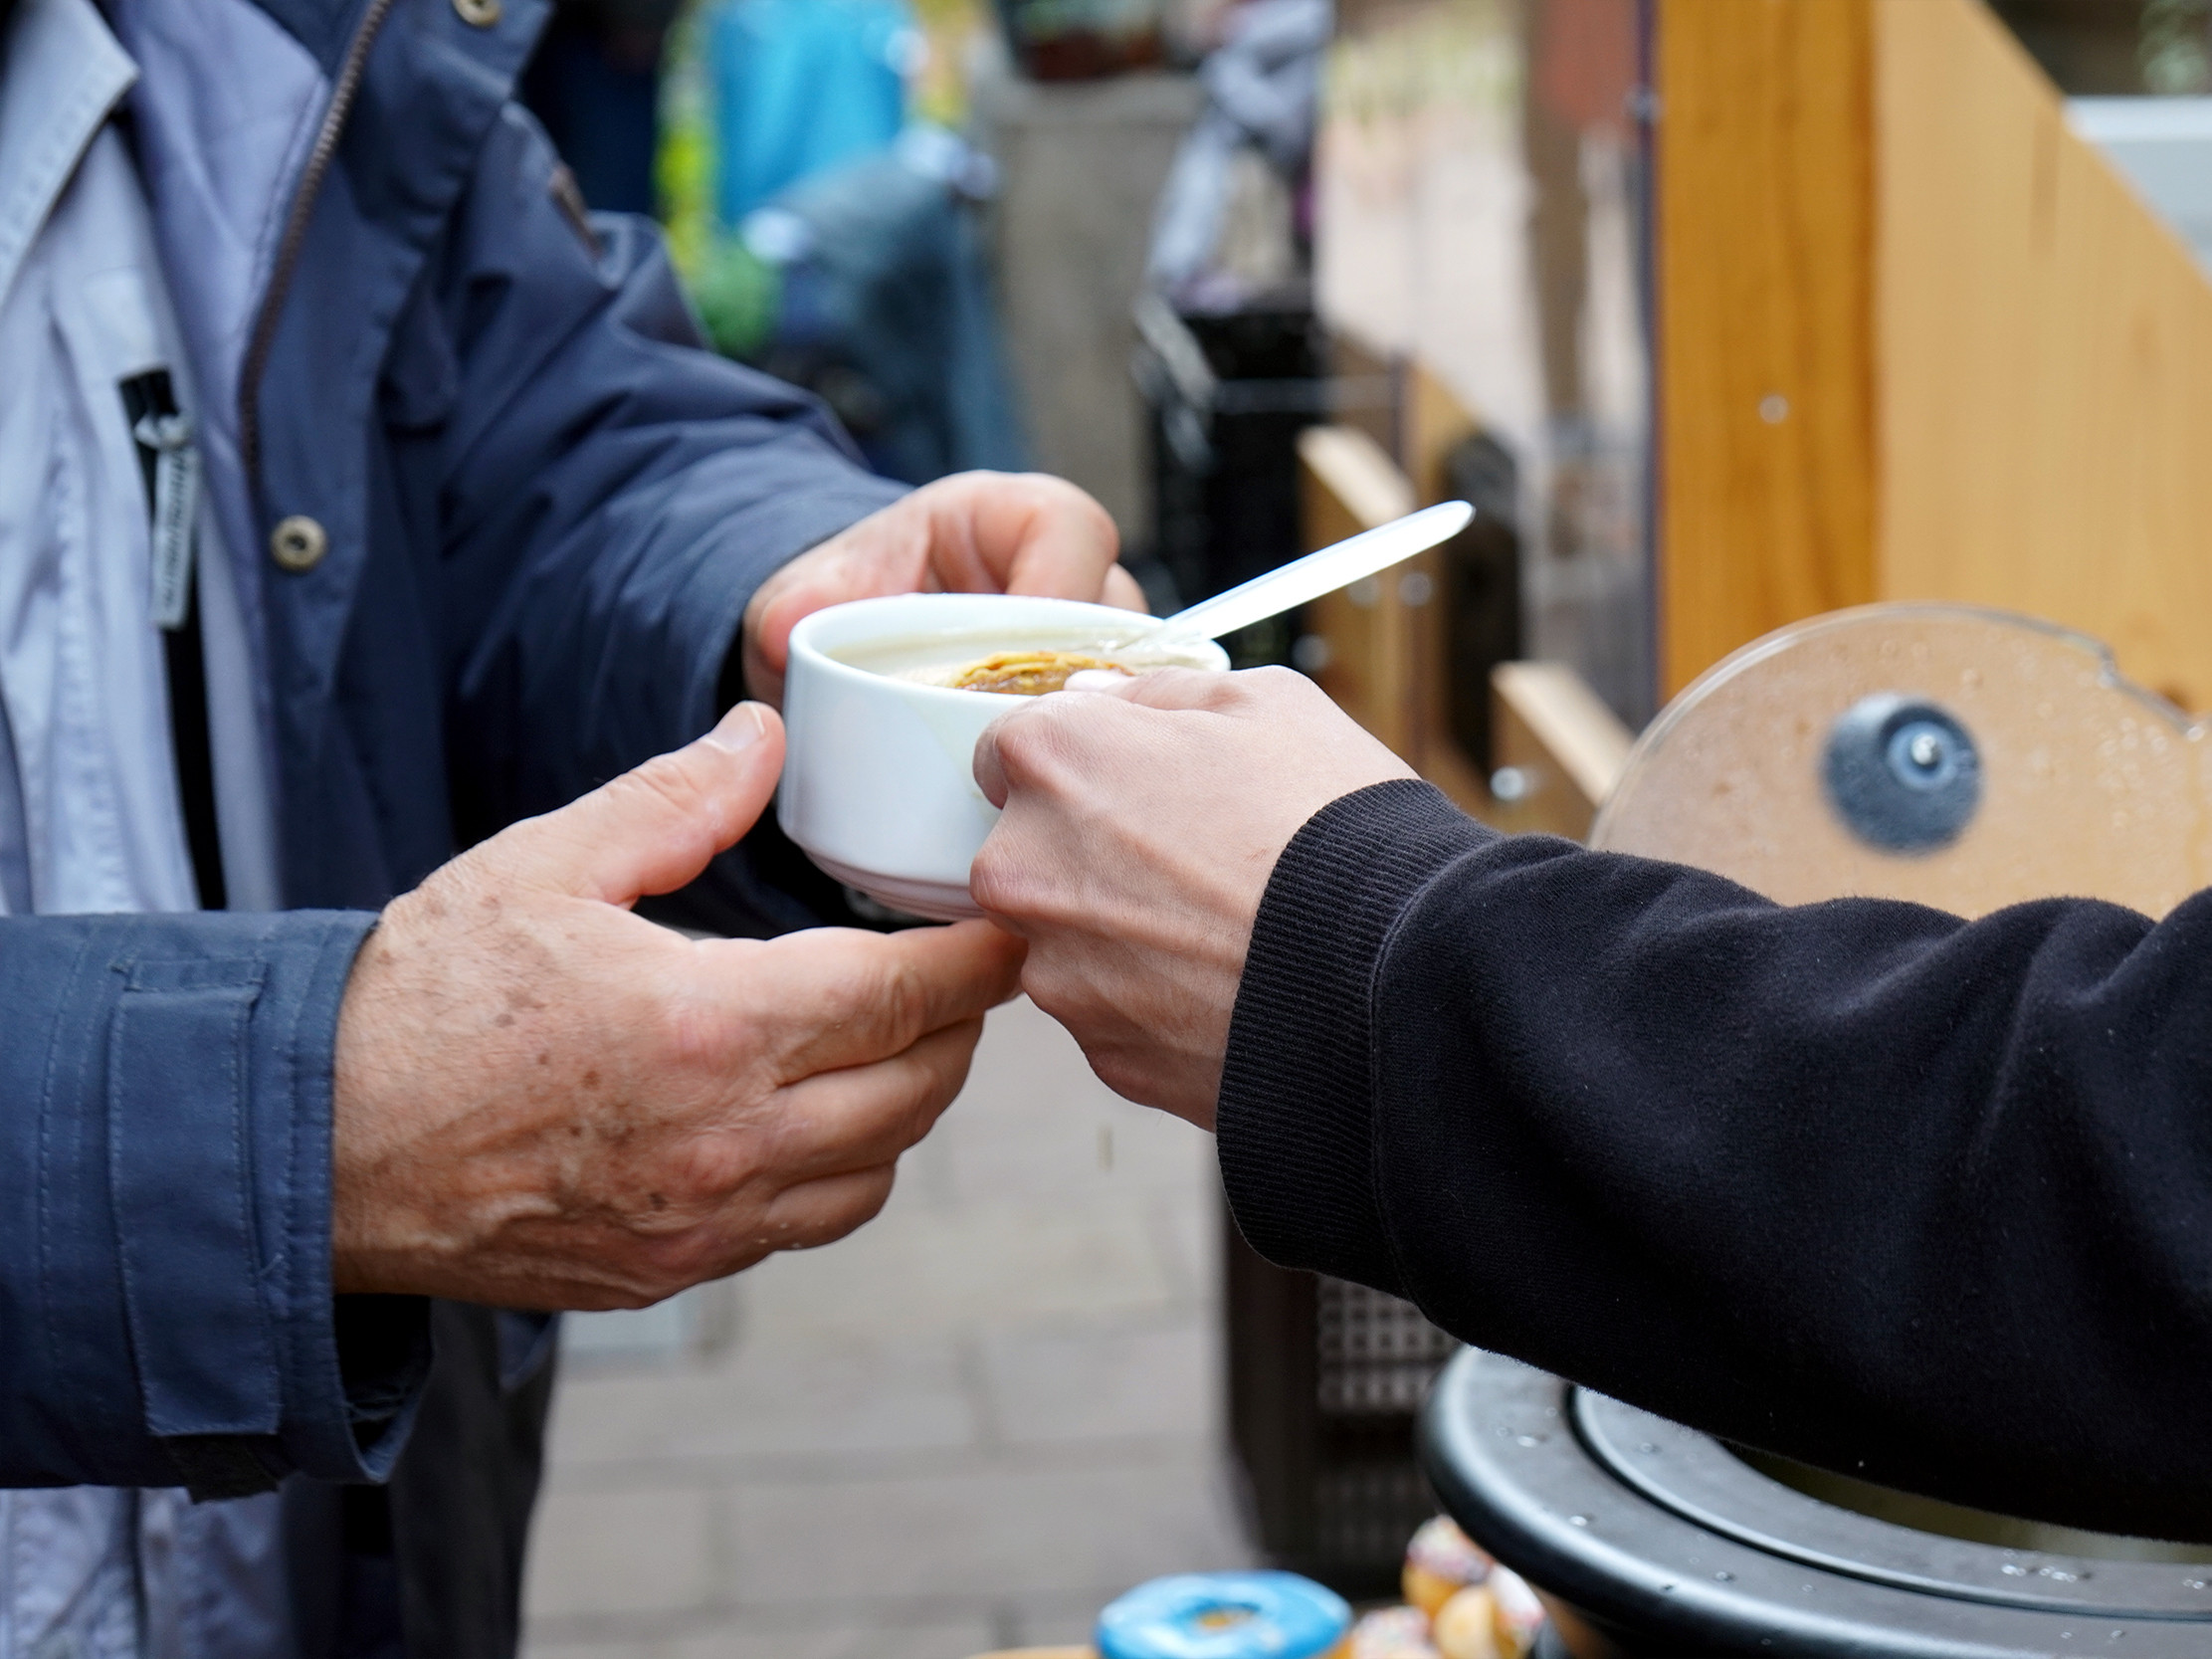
{"left": 659, "top": 0, "right": 779, "bottom": 360}
{"left": 657, "top": 5, "right": 727, "bottom": 306}
{"left": 654, "top": 0, "right": 1025, "bottom": 480}
{"left": 659, "top": 0, "right": 890, "bottom": 360}
{"left": 686, "top": 231, "right": 781, "bottom": 360}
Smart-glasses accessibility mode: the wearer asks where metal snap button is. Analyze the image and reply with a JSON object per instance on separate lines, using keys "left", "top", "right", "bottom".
{"left": 453, "top": 0, "right": 501, "bottom": 25}
{"left": 270, "top": 516, "right": 328, "bottom": 573}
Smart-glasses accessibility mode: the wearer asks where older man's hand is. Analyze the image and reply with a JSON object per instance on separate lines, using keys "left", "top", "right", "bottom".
{"left": 740, "top": 472, "right": 1146, "bottom": 707}
{"left": 330, "top": 703, "right": 1024, "bottom": 1310}
{"left": 970, "top": 667, "right": 1414, "bottom": 1127}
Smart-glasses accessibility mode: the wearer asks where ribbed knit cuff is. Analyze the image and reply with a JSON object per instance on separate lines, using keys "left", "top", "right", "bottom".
{"left": 1218, "top": 779, "right": 1497, "bottom": 1292}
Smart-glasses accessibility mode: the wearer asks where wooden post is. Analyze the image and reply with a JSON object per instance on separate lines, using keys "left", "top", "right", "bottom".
{"left": 1298, "top": 415, "right": 1508, "bottom": 815}
{"left": 1298, "top": 425, "right": 1417, "bottom": 756}
{"left": 1654, "top": 0, "right": 1878, "bottom": 701}
{"left": 1490, "top": 662, "right": 1636, "bottom": 842}
{"left": 1656, "top": 0, "right": 2212, "bottom": 714}
{"left": 1874, "top": 0, "right": 2212, "bottom": 715}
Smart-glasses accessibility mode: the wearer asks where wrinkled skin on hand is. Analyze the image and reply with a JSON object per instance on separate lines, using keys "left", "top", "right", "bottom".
{"left": 332, "top": 704, "right": 1025, "bottom": 1310}
{"left": 970, "top": 667, "right": 1413, "bottom": 1127}
{"left": 739, "top": 471, "right": 1146, "bottom": 708}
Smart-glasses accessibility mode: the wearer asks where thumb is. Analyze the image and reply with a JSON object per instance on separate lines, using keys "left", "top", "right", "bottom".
{"left": 484, "top": 703, "right": 786, "bottom": 904}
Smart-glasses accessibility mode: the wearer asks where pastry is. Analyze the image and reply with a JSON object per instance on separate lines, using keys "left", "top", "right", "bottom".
{"left": 1430, "top": 1588, "right": 1499, "bottom": 1659}
{"left": 1348, "top": 1605, "right": 1440, "bottom": 1659}
{"left": 946, "top": 650, "right": 1132, "bottom": 695}
{"left": 1402, "top": 1516, "right": 1491, "bottom": 1618}
{"left": 1487, "top": 1567, "right": 1545, "bottom": 1659}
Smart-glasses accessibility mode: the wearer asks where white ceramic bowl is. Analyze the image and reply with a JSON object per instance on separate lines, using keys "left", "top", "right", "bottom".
{"left": 778, "top": 592, "right": 1229, "bottom": 920}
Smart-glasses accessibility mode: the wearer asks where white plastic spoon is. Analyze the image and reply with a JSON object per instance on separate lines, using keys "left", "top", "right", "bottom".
{"left": 1151, "top": 500, "right": 1474, "bottom": 644}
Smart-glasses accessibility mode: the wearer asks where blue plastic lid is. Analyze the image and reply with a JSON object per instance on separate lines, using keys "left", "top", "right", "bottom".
{"left": 1095, "top": 1570, "right": 1351, "bottom": 1659}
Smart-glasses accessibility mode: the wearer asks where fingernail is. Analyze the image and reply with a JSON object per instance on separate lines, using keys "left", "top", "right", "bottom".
{"left": 704, "top": 702, "right": 770, "bottom": 752}
{"left": 1064, "top": 670, "right": 1128, "bottom": 695}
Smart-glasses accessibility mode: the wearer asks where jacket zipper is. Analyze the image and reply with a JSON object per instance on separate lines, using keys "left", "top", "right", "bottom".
{"left": 237, "top": 0, "right": 404, "bottom": 491}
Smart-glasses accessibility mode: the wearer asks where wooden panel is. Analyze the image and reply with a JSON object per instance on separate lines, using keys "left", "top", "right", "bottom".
{"left": 1303, "top": 422, "right": 1415, "bottom": 528}
{"left": 1397, "top": 362, "right": 1494, "bottom": 812}
{"left": 1404, "top": 358, "right": 1482, "bottom": 503}
{"left": 1655, "top": 0, "right": 1878, "bottom": 698}
{"left": 1875, "top": 0, "right": 2212, "bottom": 716}
{"left": 1301, "top": 425, "right": 1418, "bottom": 756}
{"left": 1490, "top": 662, "right": 1636, "bottom": 841}
{"left": 1299, "top": 418, "right": 1508, "bottom": 817}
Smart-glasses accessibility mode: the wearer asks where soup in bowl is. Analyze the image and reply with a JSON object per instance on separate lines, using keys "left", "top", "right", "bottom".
{"left": 778, "top": 592, "right": 1229, "bottom": 920}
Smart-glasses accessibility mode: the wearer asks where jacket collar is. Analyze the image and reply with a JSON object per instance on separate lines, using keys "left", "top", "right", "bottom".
{"left": 0, "top": 0, "right": 135, "bottom": 313}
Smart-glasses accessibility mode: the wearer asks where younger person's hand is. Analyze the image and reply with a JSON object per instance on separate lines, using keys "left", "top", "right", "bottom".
{"left": 970, "top": 667, "right": 1413, "bottom": 1126}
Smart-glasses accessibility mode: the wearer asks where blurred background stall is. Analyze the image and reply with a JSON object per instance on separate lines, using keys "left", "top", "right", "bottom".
{"left": 512, "top": 0, "right": 2212, "bottom": 1653}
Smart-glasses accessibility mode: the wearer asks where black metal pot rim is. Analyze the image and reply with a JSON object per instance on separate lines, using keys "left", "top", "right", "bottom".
{"left": 1570, "top": 1388, "right": 2209, "bottom": 1618}
{"left": 1421, "top": 1348, "right": 2212, "bottom": 1657}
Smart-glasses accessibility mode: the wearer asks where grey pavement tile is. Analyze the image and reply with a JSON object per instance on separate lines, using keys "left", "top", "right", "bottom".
{"left": 736, "top": 1198, "right": 1180, "bottom": 1344}
{"left": 1147, "top": 1189, "right": 1219, "bottom": 1310}
{"left": 978, "top": 1320, "right": 1216, "bottom": 1445}
{"left": 940, "top": 1087, "right": 1212, "bottom": 1211}
{"left": 524, "top": 993, "right": 1255, "bottom": 1646}
{"left": 545, "top": 1334, "right": 979, "bottom": 1471}
{"left": 728, "top": 1458, "right": 1254, "bottom": 1603}
{"left": 524, "top": 1486, "right": 717, "bottom": 1620}
{"left": 890, "top": 1091, "right": 963, "bottom": 1211}
{"left": 944, "top": 996, "right": 1104, "bottom": 1123}
{"left": 562, "top": 1298, "right": 700, "bottom": 1367}
{"left": 523, "top": 1612, "right": 1000, "bottom": 1659}
{"left": 935, "top": 1003, "right": 1211, "bottom": 1208}
{"left": 1004, "top": 1593, "right": 1128, "bottom": 1647}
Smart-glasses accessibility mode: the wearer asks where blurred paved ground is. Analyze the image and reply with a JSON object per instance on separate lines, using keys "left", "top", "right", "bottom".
{"left": 520, "top": 996, "right": 1255, "bottom": 1659}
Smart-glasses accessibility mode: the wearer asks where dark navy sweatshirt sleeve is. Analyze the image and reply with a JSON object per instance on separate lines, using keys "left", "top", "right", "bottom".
{"left": 0, "top": 908, "right": 428, "bottom": 1495}
{"left": 1219, "top": 780, "right": 2212, "bottom": 1544}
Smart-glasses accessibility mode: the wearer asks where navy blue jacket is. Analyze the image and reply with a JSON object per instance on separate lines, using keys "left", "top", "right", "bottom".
{"left": 1, "top": 0, "right": 904, "bottom": 1496}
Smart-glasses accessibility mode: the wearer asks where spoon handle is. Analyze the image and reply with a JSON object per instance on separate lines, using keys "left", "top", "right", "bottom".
{"left": 1163, "top": 501, "right": 1475, "bottom": 643}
